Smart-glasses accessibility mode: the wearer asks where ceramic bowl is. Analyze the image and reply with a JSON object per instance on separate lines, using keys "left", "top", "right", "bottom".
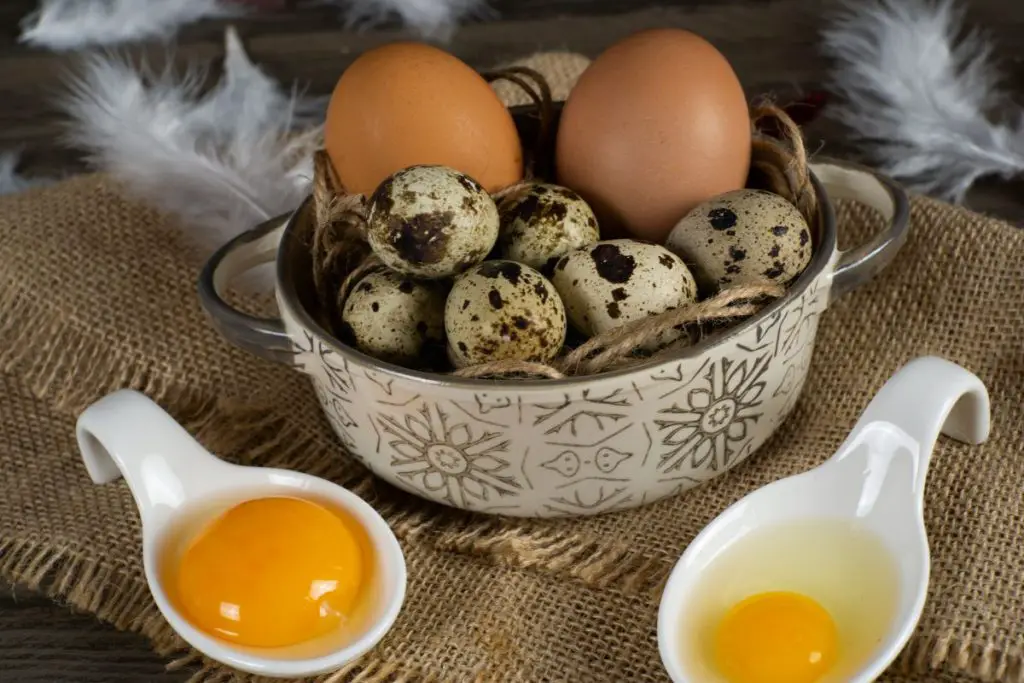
{"left": 199, "top": 114, "right": 909, "bottom": 518}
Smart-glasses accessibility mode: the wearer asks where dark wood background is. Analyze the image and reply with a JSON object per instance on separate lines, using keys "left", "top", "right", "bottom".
{"left": 2, "top": 0, "right": 1023, "bottom": 680}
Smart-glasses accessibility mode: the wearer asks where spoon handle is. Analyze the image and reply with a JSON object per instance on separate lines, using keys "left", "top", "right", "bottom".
{"left": 76, "top": 389, "right": 236, "bottom": 529}
{"left": 843, "top": 356, "right": 990, "bottom": 498}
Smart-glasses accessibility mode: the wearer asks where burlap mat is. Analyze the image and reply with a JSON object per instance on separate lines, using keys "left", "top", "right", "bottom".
{"left": 2, "top": 52, "right": 1024, "bottom": 683}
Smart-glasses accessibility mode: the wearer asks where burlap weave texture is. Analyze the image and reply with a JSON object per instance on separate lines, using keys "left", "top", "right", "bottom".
{"left": 1, "top": 53, "right": 1023, "bottom": 683}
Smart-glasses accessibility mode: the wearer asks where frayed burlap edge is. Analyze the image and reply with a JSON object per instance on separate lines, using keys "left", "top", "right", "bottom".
{"left": 0, "top": 273, "right": 672, "bottom": 681}
{"left": 3, "top": 224, "right": 1023, "bottom": 682}
{"left": 0, "top": 275, "right": 682, "bottom": 596}
{"left": 5, "top": 513, "right": 1019, "bottom": 683}
{"left": 0, "top": 538, "right": 181, "bottom": 654}
{"left": 0, "top": 395, "right": 430, "bottom": 683}
{"left": 0, "top": 537, "right": 431, "bottom": 683}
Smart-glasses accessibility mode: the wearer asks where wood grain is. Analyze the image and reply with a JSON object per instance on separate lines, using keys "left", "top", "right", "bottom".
{"left": 8, "top": 0, "right": 1024, "bottom": 213}
{"left": 0, "top": 588, "right": 184, "bottom": 682}
{"left": 4, "top": 2, "right": 830, "bottom": 179}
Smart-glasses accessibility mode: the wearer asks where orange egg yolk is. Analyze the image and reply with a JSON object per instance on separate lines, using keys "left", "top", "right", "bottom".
{"left": 713, "top": 591, "right": 838, "bottom": 683}
{"left": 171, "top": 497, "right": 369, "bottom": 648}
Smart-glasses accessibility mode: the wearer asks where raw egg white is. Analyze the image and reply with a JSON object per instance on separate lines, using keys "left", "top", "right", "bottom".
{"left": 680, "top": 518, "right": 900, "bottom": 683}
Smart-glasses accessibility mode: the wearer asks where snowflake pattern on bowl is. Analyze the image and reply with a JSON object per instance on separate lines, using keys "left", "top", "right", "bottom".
{"left": 297, "top": 278, "right": 827, "bottom": 517}
{"left": 376, "top": 401, "right": 522, "bottom": 509}
{"left": 655, "top": 354, "right": 769, "bottom": 475}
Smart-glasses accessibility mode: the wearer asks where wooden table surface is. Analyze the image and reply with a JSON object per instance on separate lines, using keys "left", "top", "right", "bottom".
{"left": 2, "top": 0, "right": 1022, "bottom": 680}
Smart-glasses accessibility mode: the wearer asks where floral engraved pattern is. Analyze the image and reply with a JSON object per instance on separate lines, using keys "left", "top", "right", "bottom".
{"left": 655, "top": 355, "right": 770, "bottom": 474}
{"left": 475, "top": 393, "right": 513, "bottom": 414}
{"left": 447, "top": 392, "right": 522, "bottom": 428}
{"left": 290, "top": 330, "right": 317, "bottom": 372}
{"left": 540, "top": 447, "right": 635, "bottom": 479}
{"left": 376, "top": 402, "right": 522, "bottom": 508}
{"left": 595, "top": 447, "right": 632, "bottom": 473}
{"left": 313, "top": 381, "right": 358, "bottom": 451}
{"left": 318, "top": 342, "right": 356, "bottom": 395}
{"left": 300, "top": 270, "right": 830, "bottom": 517}
{"left": 309, "top": 341, "right": 360, "bottom": 454}
{"left": 531, "top": 390, "right": 632, "bottom": 439}
{"left": 542, "top": 450, "right": 581, "bottom": 477}
{"left": 546, "top": 485, "right": 632, "bottom": 515}
{"left": 777, "top": 280, "right": 823, "bottom": 362}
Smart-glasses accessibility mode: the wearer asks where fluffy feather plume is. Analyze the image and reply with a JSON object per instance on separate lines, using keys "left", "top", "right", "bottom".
{"left": 59, "top": 27, "right": 324, "bottom": 255}
{"left": 20, "top": 0, "right": 485, "bottom": 50}
{"left": 20, "top": 0, "right": 240, "bottom": 51}
{"left": 822, "top": 0, "right": 1024, "bottom": 202}
{"left": 328, "top": 0, "right": 491, "bottom": 40}
{"left": 0, "top": 152, "right": 57, "bottom": 197}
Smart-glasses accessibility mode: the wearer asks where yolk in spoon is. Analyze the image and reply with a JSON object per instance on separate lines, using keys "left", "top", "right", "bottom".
{"left": 170, "top": 496, "right": 369, "bottom": 648}
{"left": 713, "top": 591, "right": 838, "bottom": 683}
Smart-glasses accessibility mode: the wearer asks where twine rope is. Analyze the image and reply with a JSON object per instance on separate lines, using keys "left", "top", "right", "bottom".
{"left": 483, "top": 66, "right": 555, "bottom": 180}
{"left": 750, "top": 101, "right": 818, "bottom": 226}
{"left": 308, "top": 82, "right": 812, "bottom": 380}
{"left": 453, "top": 283, "right": 784, "bottom": 379}
{"left": 310, "top": 151, "right": 371, "bottom": 320}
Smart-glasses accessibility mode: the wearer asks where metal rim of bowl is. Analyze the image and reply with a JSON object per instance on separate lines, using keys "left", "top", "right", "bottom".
{"left": 274, "top": 169, "right": 837, "bottom": 391}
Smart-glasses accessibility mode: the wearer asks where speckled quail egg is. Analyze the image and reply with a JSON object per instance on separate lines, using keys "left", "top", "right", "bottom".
{"left": 495, "top": 183, "right": 600, "bottom": 274}
{"left": 445, "top": 260, "right": 566, "bottom": 368}
{"left": 551, "top": 239, "right": 697, "bottom": 339}
{"left": 367, "top": 165, "right": 499, "bottom": 279}
{"left": 340, "top": 270, "right": 448, "bottom": 368}
{"left": 665, "top": 188, "right": 812, "bottom": 293}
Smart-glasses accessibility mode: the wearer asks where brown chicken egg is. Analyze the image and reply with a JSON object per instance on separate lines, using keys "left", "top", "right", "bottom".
{"left": 555, "top": 29, "right": 751, "bottom": 243}
{"left": 325, "top": 42, "right": 524, "bottom": 196}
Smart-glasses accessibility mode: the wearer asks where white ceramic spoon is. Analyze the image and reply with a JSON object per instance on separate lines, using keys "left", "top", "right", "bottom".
{"left": 657, "top": 355, "right": 991, "bottom": 682}
{"left": 75, "top": 389, "right": 406, "bottom": 678}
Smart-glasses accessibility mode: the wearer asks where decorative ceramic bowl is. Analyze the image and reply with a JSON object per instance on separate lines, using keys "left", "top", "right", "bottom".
{"left": 199, "top": 126, "right": 908, "bottom": 518}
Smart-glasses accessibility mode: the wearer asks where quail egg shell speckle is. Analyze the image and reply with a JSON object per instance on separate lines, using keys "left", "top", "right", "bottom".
{"left": 666, "top": 188, "right": 812, "bottom": 292}
{"left": 367, "top": 165, "right": 499, "bottom": 279}
{"left": 551, "top": 239, "right": 697, "bottom": 338}
{"left": 445, "top": 260, "right": 566, "bottom": 368}
{"left": 341, "top": 270, "right": 447, "bottom": 368}
{"left": 496, "top": 183, "right": 600, "bottom": 274}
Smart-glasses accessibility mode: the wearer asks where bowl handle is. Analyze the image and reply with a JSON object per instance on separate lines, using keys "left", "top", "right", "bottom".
{"left": 811, "top": 160, "right": 911, "bottom": 302}
{"left": 198, "top": 213, "right": 300, "bottom": 366}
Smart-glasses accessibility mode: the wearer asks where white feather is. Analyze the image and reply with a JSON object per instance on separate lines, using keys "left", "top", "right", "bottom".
{"left": 0, "top": 152, "right": 58, "bottom": 197}
{"left": 20, "top": 0, "right": 242, "bottom": 51}
{"left": 324, "top": 0, "right": 491, "bottom": 40}
{"left": 822, "top": 0, "right": 1024, "bottom": 202}
{"left": 20, "top": 0, "right": 487, "bottom": 50}
{"left": 59, "top": 27, "right": 323, "bottom": 256}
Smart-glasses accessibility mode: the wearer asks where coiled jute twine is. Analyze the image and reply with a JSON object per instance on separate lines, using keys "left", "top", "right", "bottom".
{"left": 309, "top": 70, "right": 817, "bottom": 380}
